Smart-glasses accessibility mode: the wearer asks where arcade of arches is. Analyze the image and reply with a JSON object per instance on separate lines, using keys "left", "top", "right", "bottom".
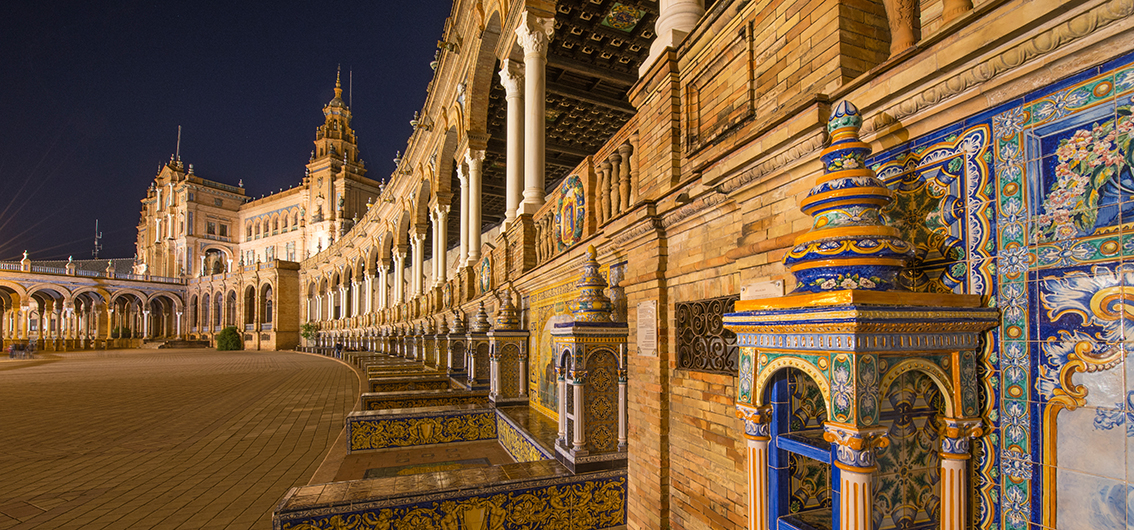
{"left": 17, "top": 0, "right": 1134, "bottom": 528}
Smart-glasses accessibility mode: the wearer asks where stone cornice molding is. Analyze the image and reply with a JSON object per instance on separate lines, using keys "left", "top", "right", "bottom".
{"left": 862, "top": 0, "right": 1134, "bottom": 136}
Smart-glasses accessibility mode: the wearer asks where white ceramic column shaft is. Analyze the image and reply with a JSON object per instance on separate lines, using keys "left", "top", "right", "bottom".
{"left": 515, "top": 12, "right": 554, "bottom": 215}
{"left": 466, "top": 150, "right": 485, "bottom": 266}
{"left": 499, "top": 60, "right": 525, "bottom": 227}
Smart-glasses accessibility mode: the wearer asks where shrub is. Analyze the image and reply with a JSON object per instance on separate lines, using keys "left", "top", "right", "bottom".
{"left": 216, "top": 326, "right": 243, "bottom": 351}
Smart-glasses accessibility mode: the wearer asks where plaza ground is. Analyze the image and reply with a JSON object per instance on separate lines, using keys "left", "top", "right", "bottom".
{"left": 0, "top": 348, "right": 359, "bottom": 530}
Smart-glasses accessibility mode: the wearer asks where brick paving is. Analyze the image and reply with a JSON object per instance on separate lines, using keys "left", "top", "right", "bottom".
{"left": 0, "top": 349, "right": 359, "bottom": 530}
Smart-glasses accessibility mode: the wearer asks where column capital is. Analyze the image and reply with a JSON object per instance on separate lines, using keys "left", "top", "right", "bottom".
{"left": 457, "top": 163, "right": 468, "bottom": 183}
{"left": 432, "top": 203, "right": 451, "bottom": 217}
{"left": 823, "top": 423, "right": 890, "bottom": 472}
{"left": 466, "top": 149, "right": 485, "bottom": 165}
{"left": 940, "top": 417, "right": 983, "bottom": 458}
{"left": 515, "top": 11, "right": 554, "bottom": 57}
{"left": 735, "top": 403, "right": 772, "bottom": 441}
{"left": 499, "top": 59, "right": 526, "bottom": 95}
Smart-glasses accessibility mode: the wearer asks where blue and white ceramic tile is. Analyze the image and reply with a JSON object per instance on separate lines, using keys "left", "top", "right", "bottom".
{"left": 1056, "top": 467, "right": 1132, "bottom": 530}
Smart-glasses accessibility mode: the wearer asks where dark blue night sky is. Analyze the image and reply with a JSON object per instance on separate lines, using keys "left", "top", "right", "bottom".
{"left": 0, "top": 1, "right": 452, "bottom": 260}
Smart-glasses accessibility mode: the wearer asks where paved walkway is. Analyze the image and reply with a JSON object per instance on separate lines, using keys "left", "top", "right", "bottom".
{"left": 0, "top": 349, "right": 359, "bottom": 530}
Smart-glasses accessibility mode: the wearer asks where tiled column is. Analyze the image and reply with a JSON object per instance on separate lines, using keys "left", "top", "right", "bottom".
{"left": 823, "top": 424, "right": 889, "bottom": 530}
{"left": 466, "top": 149, "right": 485, "bottom": 267}
{"left": 499, "top": 59, "right": 525, "bottom": 229}
{"left": 940, "top": 418, "right": 981, "bottom": 530}
{"left": 515, "top": 11, "right": 554, "bottom": 215}
{"left": 737, "top": 405, "right": 772, "bottom": 530}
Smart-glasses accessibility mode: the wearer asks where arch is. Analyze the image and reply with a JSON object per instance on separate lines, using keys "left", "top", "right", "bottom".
{"left": 395, "top": 209, "right": 411, "bottom": 249}
{"left": 464, "top": 10, "right": 503, "bottom": 141}
{"left": 225, "top": 290, "right": 237, "bottom": 326}
{"left": 435, "top": 127, "right": 460, "bottom": 198}
{"left": 110, "top": 288, "right": 149, "bottom": 305}
{"left": 379, "top": 231, "right": 394, "bottom": 262}
{"left": 26, "top": 283, "right": 72, "bottom": 305}
{"left": 260, "top": 283, "right": 274, "bottom": 324}
{"left": 412, "top": 178, "right": 433, "bottom": 232}
{"left": 146, "top": 291, "right": 183, "bottom": 310}
{"left": 0, "top": 279, "right": 28, "bottom": 301}
{"left": 188, "top": 294, "right": 199, "bottom": 328}
{"left": 244, "top": 285, "right": 257, "bottom": 325}
{"left": 753, "top": 357, "right": 833, "bottom": 415}
{"left": 71, "top": 286, "right": 110, "bottom": 303}
{"left": 201, "top": 246, "right": 231, "bottom": 275}
{"left": 880, "top": 359, "right": 956, "bottom": 417}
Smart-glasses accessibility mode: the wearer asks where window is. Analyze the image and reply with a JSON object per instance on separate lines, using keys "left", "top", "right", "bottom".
{"left": 246, "top": 224, "right": 252, "bottom": 240}
{"left": 219, "top": 224, "right": 228, "bottom": 237}
{"left": 286, "top": 242, "right": 295, "bottom": 261}
{"left": 246, "top": 250, "right": 254, "bottom": 264}
{"left": 214, "top": 198, "right": 223, "bottom": 207}
{"left": 188, "top": 192, "right": 195, "bottom": 201}
{"left": 206, "top": 221, "right": 216, "bottom": 235}
{"left": 187, "top": 212, "right": 194, "bottom": 235}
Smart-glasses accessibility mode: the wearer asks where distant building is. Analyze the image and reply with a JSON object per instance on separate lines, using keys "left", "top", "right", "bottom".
{"left": 134, "top": 69, "right": 382, "bottom": 279}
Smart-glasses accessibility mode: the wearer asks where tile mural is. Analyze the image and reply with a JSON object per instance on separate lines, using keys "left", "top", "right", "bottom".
{"left": 855, "top": 52, "right": 1134, "bottom": 529}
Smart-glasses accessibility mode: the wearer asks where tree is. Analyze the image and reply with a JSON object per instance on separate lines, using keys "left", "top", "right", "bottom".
{"left": 300, "top": 322, "right": 317, "bottom": 342}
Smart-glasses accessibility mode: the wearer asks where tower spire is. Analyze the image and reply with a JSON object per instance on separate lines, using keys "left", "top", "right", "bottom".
{"left": 334, "top": 64, "right": 342, "bottom": 100}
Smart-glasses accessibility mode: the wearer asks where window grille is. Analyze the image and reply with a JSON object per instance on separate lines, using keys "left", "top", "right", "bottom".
{"left": 676, "top": 294, "right": 739, "bottom": 374}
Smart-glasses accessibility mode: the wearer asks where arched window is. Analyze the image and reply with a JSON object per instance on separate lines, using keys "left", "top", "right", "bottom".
{"left": 201, "top": 293, "right": 210, "bottom": 329}
{"left": 244, "top": 286, "right": 256, "bottom": 325}
{"left": 261, "top": 285, "right": 274, "bottom": 324}
{"left": 226, "top": 291, "right": 236, "bottom": 326}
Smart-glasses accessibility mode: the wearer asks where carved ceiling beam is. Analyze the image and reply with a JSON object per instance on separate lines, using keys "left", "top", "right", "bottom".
{"left": 546, "top": 80, "right": 635, "bottom": 114}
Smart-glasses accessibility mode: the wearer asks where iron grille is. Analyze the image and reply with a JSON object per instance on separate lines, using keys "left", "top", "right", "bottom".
{"left": 676, "top": 294, "right": 739, "bottom": 374}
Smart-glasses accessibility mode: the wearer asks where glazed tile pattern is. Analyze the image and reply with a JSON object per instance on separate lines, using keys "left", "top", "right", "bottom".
{"left": 346, "top": 408, "right": 497, "bottom": 452}
{"left": 496, "top": 411, "right": 555, "bottom": 462}
{"left": 859, "top": 53, "right": 1134, "bottom": 530}
{"left": 273, "top": 465, "right": 625, "bottom": 530}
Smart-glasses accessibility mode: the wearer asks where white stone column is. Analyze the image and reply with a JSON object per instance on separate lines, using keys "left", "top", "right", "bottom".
{"left": 430, "top": 211, "right": 441, "bottom": 288}
{"left": 499, "top": 59, "right": 525, "bottom": 228}
{"left": 466, "top": 150, "right": 485, "bottom": 267}
{"left": 176, "top": 311, "right": 183, "bottom": 338}
{"left": 516, "top": 11, "right": 554, "bottom": 215}
{"left": 142, "top": 310, "right": 151, "bottom": 338}
{"left": 572, "top": 381, "right": 585, "bottom": 451}
{"left": 378, "top": 265, "right": 390, "bottom": 309}
{"left": 435, "top": 205, "right": 450, "bottom": 284}
{"left": 557, "top": 366, "right": 567, "bottom": 443}
{"left": 351, "top": 281, "right": 360, "bottom": 317}
{"left": 457, "top": 164, "right": 470, "bottom": 268}
{"left": 392, "top": 249, "right": 406, "bottom": 305}
{"left": 411, "top": 232, "right": 426, "bottom": 297}
{"left": 519, "top": 353, "right": 529, "bottom": 397}
{"left": 641, "top": 0, "right": 705, "bottom": 76}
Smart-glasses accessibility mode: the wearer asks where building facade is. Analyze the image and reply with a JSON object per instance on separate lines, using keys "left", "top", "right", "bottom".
{"left": 129, "top": 0, "right": 1134, "bottom": 528}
